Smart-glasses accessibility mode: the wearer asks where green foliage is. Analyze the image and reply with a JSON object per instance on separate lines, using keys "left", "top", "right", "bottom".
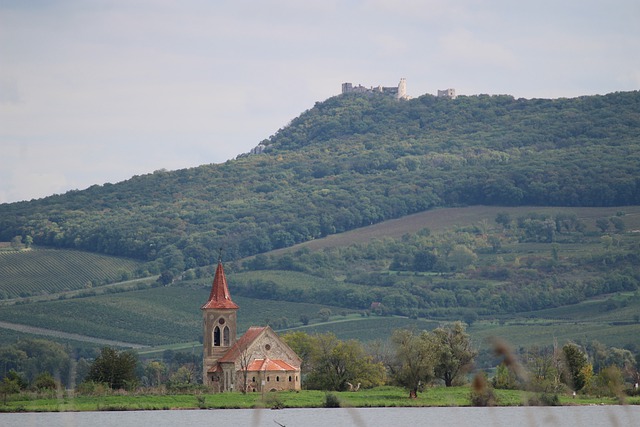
{"left": 562, "top": 344, "right": 588, "bottom": 391}
{"left": 2, "top": 370, "right": 27, "bottom": 390}
{"left": 590, "top": 366, "right": 625, "bottom": 398}
{"left": 492, "top": 363, "right": 519, "bottom": 390}
{"left": 528, "top": 392, "right": 561, "bottom": 406}
{"left": 7, "top": 339, "right": 71, "bottom": 387}
{"left": 10, "top": 236, "right": 22, "bottom": 250}
{"left": 30, "top": 372, "right": 58, "bottom": 391}
{"left": 318, "top": 308, "right": 331, "bottom": 322}
{"left": 323, "top": 392, "right": 341, "bottom": 408}
{"left": 391, "top": 323, "right": 477, "bottom": 396}
{"left": 1, "top": 91, "right": 639, "bottom": 274}
{"left": 195, "top": 394, "right": 206, "bottom": 409}
{"left": 586, "top": 340, "right": 637, "bottom": 374}
{"left": 87, "top": 347, "right": 138, "bottom": 390}
{"left": 143, "top": 360, "right": 167, "bottom": 387}
{"left": 0, "top": 376, "right": 21, "bottom": 404}
{"left": 238, "top": 206, "right": 640, "bottom": 319}
{"left": 166, "top": 365, "right": 200, "bottom": 391}
{"left": 432, "top": 322, "right": 477, "bottom": 387}
{"left": 282, "top": 331, "right": 385, "bottom": 391}
{"left": 596, "top": 218, "right": 611, "bottom": 232}
{"left": 76, "top": 380, "right": 111, "bottom": 396}
{"left": 391, "top": 329, "right": 437, "bottom": 397}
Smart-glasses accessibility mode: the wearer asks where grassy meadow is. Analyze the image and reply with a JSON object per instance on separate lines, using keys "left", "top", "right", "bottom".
{"left": 2, "top": 386, "right": 636, "bottom": 412}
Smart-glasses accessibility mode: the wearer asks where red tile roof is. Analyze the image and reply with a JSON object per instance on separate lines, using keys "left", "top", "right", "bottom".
{"left": 246, "top": 358, "right": 297, "bottom": 372}
{"left": 218, "top": 326, "right": 267, "bottom": 363}
{"left": 208, "top": 358, "right": 295, "bottom": 374}
{"left": 201, "top": 262, "right": 239, "bottom": 310}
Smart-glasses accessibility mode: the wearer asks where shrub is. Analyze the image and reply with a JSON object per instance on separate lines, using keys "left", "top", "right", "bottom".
{"left": 491, "top": 363, "right": 519, "bottom": 390}
{"left": 528, "top": 393, "right": 560, "bottom": 406}
{"left": 196, "top": 394, "right": 206, "bottom": 409}
{"left": 77, "top": 381, "right": 110, "bottom": 396}
{"left": 30, "top": 373, "right": 58, "bottom": 391}
{"left": 470, "top": 373, "right": 496, "bottom": 407}
{"left": 323, "top": 392, "right": 341, "bottom": 408}
{"left": 591, "top": 366, "right": 624, "bottom": 398}
{"left": 264, "top": 392, "right": 284, "bottom": 409}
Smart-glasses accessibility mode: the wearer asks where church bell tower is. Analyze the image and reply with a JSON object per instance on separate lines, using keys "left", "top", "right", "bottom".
{"left": 201, "top": 259, "right": 239, "bottom": 385}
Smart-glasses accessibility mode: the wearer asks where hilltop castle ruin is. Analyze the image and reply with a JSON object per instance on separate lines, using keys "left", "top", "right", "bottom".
{"left": 437, "top": 88, "right": 456, "bottom": 99}
{"left": 341, "top": 78, "right": 456, "bottom": 100}
{"left": 342, "top": 78, "right": 409, "bottom": 100}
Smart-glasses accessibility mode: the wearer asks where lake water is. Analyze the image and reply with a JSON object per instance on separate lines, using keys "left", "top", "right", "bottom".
{"left": 2, "top": 406, "right": 639, "bottom": 427}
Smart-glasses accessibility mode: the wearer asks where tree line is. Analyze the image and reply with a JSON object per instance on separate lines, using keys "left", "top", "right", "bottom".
{"left": 235, "top": 209, "right": 639, "bottom": 318}
{"left": 3, "top": 324, "right": 639, "bottom": 403}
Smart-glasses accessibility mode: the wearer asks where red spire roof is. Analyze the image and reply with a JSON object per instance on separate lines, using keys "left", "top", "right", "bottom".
{"left": 201, "top": 261, "right": 239, "bottom": 310}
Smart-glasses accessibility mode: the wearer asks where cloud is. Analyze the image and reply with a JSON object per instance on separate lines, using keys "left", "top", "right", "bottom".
{"left": 438, "top": 28, "right": 518, "bottom": 69}
{"left": 0, "top": 79, "right": 19, "bottom": 105}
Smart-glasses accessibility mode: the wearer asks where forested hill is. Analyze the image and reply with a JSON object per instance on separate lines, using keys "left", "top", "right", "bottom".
{"left": 1, "top": 91, "right": 639, "bottom": 272}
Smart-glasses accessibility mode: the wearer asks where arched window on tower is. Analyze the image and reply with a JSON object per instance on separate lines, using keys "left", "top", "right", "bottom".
{"left": 213, "top": 326, "right": 221, "bottom": 346}
{"left": 223, "top": 326, "right": 230, "bottom": 346}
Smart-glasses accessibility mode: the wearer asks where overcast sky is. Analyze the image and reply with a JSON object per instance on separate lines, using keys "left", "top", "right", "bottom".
{"left": 1, "top": 0, "right": 639, "bottom": 204}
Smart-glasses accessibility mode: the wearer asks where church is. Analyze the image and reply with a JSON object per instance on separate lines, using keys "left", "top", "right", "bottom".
{"left": 201, "top": 260, "right": 302, "bottom": 392}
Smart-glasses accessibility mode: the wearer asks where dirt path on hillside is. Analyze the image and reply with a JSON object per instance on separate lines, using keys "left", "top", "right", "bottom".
{"left": 0, "top": 321, "right": 147, "bottom": 349}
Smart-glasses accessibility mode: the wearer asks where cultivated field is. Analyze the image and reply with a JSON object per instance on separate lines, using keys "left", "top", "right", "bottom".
{"left": 0, "top": 248, "right": 143, "bottom": 299}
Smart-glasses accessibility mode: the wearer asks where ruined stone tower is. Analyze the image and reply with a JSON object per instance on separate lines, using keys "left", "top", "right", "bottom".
{"left": 397, "top": 78, "right": 407, "bottom": 100}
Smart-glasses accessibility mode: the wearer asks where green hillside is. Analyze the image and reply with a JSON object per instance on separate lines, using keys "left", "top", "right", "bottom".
{"left": 0, "top": 205, "right": 638, "bottom": 358}
{"left": 1, "top": 91, "right": 640, "bottom": 356}
{"left": 0, "top": 91, "right": 638, "bottom": 271}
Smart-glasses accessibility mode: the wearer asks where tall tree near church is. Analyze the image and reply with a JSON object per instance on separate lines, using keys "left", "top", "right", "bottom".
{"left": 391, "top": 329, "right": 437, "bottom": 398}
{"left": 87, "top": 347, "right": 138, "bottom": 390}
{"left": 433, "top": 322, "right": 477, "bottom": 387}
{"left": 562, "top": 343, "right": 588, "bottom": 392}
